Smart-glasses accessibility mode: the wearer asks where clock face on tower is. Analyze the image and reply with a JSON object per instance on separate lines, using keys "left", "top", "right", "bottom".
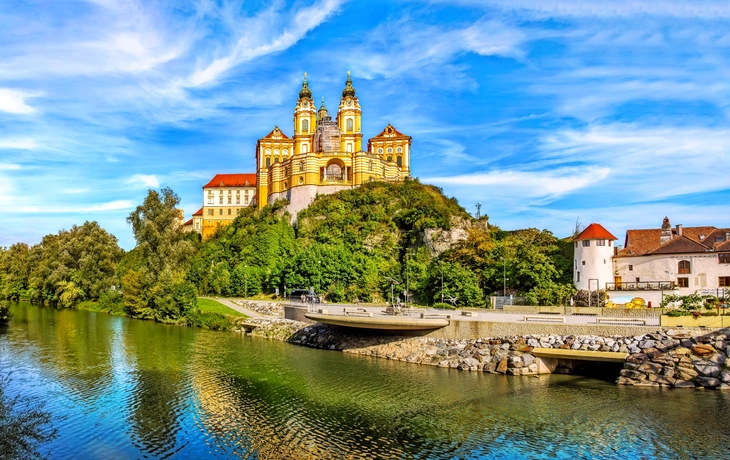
{"left": 346, "top": 99, "right": 353, "bottom": 107}
{"left": 302, "top": 101, "right": 309, "bottom": 108}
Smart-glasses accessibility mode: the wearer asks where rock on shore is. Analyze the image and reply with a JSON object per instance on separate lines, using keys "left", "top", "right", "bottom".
{"left": 239, "top": 318, "right": 730, "bottom": 389}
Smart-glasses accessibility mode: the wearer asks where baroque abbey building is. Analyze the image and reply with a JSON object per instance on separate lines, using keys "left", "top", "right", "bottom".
{"left": 255, "top": 72, "right": 412, "bottom": 216}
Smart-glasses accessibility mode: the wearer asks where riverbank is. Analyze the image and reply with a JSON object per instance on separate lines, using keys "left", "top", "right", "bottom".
{"left": 231, "top": 302, "right": 730, "bottom": 389}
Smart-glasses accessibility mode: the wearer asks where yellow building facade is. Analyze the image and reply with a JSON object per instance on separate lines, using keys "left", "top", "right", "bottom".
{"left": 200, "top": 173, "right": 257, "bottom": 239}
{"left": 256, "top": 72, "right": 411, "bottom": 216}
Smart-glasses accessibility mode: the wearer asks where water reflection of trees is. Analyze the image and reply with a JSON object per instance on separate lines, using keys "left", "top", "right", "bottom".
{"left": 8, "top": 303, "right": 115, "bottom": 405}
{"left": 123, "top": 319, "right": 194, "bottom": 457}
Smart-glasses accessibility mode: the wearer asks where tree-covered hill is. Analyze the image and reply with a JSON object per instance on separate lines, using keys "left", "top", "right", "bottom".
{"left": 190, "top": 178, "right": 574, "bottom": 306}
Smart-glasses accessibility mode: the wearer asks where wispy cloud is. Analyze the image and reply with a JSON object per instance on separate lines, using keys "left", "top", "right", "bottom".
{"left": 0, "top": 138, "right": 37, "bottom": 149}
{"left": 128, "top": 174, "right": 160, "bottom": 188}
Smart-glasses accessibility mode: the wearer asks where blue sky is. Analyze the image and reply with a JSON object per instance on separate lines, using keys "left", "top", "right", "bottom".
{"left": 2, "top": 0, "right": 729, "bottom": 250}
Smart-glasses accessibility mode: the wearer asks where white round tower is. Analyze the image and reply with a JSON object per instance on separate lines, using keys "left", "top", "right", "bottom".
{"left": 574, "top": 223, "right": 618, "bottom": 291}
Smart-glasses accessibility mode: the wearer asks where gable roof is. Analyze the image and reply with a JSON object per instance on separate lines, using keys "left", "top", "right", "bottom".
{"left": 618, "top": 223, "right": 729, "bottom": 257}
{"left": 203, "top": 174, "right": 257, "bottom": 188}
{"left": 575, "top": 223, "right": 617, "bottom": 241}
{"left": 183, "top": 219, "right": 193, "bottom": 226}
{"left": 648, "top": 235, "right": 710, "bottom": 255}
{"left": 370, "top": 124, "right": 410, "bottom": 139}
{"left": 192, "top": 207, "right": 203, "bottom": 216}
{"left": 261, "top": 126, "right": 290, "bottom": 140}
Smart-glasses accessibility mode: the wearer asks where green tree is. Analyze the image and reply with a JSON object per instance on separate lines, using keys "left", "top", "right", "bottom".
{"left": 124, "top": 188, "right": 196, "bottom": 321}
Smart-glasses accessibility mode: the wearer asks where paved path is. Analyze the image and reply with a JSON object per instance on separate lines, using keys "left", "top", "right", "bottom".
{"left": 201, "top": 297, "right": 263, "bottom": 318}
{"left": 312, "top": 303, "right": 661, "bottom": 327}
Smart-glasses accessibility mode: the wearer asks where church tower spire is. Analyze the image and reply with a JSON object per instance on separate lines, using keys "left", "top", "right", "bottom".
{"left": 338, "top": 70, "right": 362, "bottom": 154}
{"left": 293, "top": 71, "right": 315, "bottom": 157}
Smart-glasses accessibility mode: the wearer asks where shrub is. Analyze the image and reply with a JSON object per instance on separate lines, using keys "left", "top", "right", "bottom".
{"left": 432, "top": 302, "right": 456, "bottom": 310}
{"left": 185, "top": 309, "right": 233, "bottom": 330}
{"left": 0, "top": 302, "right": 11, "bottom": 324}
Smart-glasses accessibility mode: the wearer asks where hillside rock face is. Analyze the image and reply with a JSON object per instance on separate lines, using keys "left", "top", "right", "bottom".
{"left": 421, "top": 217, "right": 488, "bottom": 256}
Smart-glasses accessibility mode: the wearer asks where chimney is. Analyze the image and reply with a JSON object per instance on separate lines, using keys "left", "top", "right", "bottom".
{"left": 660, "top": 217, "right": 672, "bottom": 244}
{"left": 676, "top": 224, "right": 683, "bottom": 237}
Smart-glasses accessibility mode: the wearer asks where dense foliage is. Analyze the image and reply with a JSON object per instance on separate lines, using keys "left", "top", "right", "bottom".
{"left": 2, "top": 180, "right": 575, "bottom": 314}
{"left": 191, "top": 179, "right": 574, "bottom": 306}
{"left": 0, "top": 222, "right": 123, "bottom": 306}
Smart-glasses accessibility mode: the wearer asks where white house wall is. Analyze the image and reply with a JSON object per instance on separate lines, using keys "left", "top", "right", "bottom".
{"left": 614, "top": 253, "right": 730, "bottom": 295}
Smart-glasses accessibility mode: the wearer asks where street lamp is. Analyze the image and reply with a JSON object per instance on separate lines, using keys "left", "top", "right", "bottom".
{"left": 441, "top": 260, "right": 444, "bottom": 304}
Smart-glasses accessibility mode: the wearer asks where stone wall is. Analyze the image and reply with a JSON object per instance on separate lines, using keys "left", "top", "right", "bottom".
{"left": 497, "top": 305, "right": 662, "bottom": 318}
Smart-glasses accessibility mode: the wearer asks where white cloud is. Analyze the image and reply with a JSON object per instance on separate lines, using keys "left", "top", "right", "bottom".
{"left": 455, "top": 0, "right": 730, "bottom": 19}
{"left": 427, "top": 166, "right": 610, "bottom": 203}
{"left": 0, "top": 163, "right": 21, "bottom": 170}
{"left": 0, "top": 138, "right": 37, "bottom": 149}
{"left": 85, "top": 200, "right": 133, "bottom": 212}
{"left": 128, "top": 174, "right": 160, "bottom": 188}
{"left": 0, "top": 89, "right": 37, "bottom": 114}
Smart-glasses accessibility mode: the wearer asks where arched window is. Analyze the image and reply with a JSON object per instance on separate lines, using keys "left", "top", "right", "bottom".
{"left": 302, "top": 119, "right": 309, "bottom": 133}
{"left": 302, "top": 144, "right": 308, "bottom": 153}
{"left": 326, "top": 163, "right": 343, "bottom": 180}
{"left": 299, "top": 161, "right": 305, "bottom": 171}
{"left": 299, "top": 177, "right": 304, "bottom": 184}
{"left": 265, "top": 148, "right": 271, "bottom": 154}
{"left": 274, "top": 148, "right": 279, "bottom": 156}
{"left": 678, "top": 260, "right": 691, "bottom": 274}
{"left": 396, "top": 146, "right": 402, "bottom": 153}
{"left": 265, "top": 157, "right": 271, "bottom": 168}
{"left": 377, "top": 148, "right": 383, "bottom": 154}
{"left": 283, "top": 149, "right": 288, "bottom": 156}
{"left": 346, "top": 143, "right": 353, "bottom": 152}
{"left": 347, "top": 118, "right": 353, "bottom": 131}
{"left": 397, "top": 156, "right": 402, "bottom": 167}
{"left": 387, "top": 147, "right": 393, "bottom": 154}
{"left": 387, "top": 156, "right": 392, "bottom": 162}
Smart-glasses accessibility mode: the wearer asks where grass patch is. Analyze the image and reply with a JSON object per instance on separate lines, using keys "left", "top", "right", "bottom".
{"left": 197, "top": 298, "right": 247, "bottom": 318}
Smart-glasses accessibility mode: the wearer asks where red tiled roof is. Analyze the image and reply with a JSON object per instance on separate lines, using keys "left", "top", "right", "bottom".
{"left": 203, "top": 174, "right": 257, "bottom": 188}
{"left": 648, "top": 235, "right": 709, "bottom": 255}
{"left": 574, "top": 223, "right": 617, "bottom": 241}
{"left": 617, "top": 223, "right": 726, "bottom": 257}
{"left": 183, "top": 219, "right": 193, "bottom": 226}
{"left": 192, "top": 207, "right": 203, "bottom": 216}
{"left": 261, "top": 126, "right": 290, "bottom": 139}
{"left": 371, "top": 124, "right": 410, "bottom": 139}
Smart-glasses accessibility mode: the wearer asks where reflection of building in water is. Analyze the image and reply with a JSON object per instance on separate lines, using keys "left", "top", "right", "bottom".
{"left": 575, "top": 218, "right": 730, "bottom": 306}
{"left": 256, "top": 71, "right": 412, "bottom": 218}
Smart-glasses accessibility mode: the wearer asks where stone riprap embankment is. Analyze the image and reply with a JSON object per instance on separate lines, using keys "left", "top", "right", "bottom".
{"left": 231, "top": 300, "right": 284, "bottom": 317}
{"left": 617, "top": 329, "right": 730, "bottom": 390}
{"left": 282, "top": 324, "right": 730, "bottom": 389}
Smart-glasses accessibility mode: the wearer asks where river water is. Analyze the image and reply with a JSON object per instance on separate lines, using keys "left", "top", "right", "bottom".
{"left": 1, "top": 302, "right": 729, "bottom": 459}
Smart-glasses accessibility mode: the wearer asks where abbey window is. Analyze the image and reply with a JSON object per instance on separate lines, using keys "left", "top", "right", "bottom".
{"left": 302, "top": 119, "right": 309, "bottom": 133}
{"left": 236, "top": 191, "right": 240, "bottom": 204}
{"left": 346, "top": 143, "right": 353, "bottom": 152}
{"left": 266, "top": 157, "right": 271, "bottom": 168}
{"left": 299, "top": 161, "right": 305, "bottom": 172}
{"left": 207, "top": 192, "right": 214, "bottom": 205}
{"left": 368, "top": 160, "right": 373, "bottom": 171}
{"left": 227, "top": 191, "right": 232, "bottom": 204}
{"left": 346, "top": 118, "right": 353, "bottom": 132}
{"left": 219, "top": 192, "right": 223, "bottom": 204}
{"left": 397, "top": 156, "right": 402, "bottom": 167}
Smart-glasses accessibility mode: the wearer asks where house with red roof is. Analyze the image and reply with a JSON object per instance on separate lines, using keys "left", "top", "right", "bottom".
{"left": 199, "top": 174, "right": 256, "bottom": 239}
{"left": 578, "top": 217, "right": 730, "bottom": 306}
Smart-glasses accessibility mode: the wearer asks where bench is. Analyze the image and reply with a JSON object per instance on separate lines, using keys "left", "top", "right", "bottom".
{"left": 421, "top": 313, "right": 452, "bottom": 320}
{"left": 344, "top": 307, "right": 372, "bottom": 317}
{"left": 524, "top": 315, "right": 565, "bottom": 323}
{"left": 461, "top": 311, "right": 475, "bottom": 317}
{"left": 597, "top": 317, "right": 647, "bottom": 325}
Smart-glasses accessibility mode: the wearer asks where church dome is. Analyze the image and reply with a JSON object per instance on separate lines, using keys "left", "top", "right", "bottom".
{"left": 341, "top": 70, "right": 356, "bottom": 98}
{"left": 299, "top": 72, "right": 312, "bottom": 99}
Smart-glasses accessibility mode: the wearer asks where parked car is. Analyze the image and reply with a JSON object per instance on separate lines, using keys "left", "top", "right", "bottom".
{"left": 289, "top": 289, "right": 319, "bottom": 303}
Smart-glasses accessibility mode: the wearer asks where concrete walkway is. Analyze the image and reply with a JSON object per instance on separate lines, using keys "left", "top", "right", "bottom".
{"left": 311, "top": 303, "right": 661, "bottom": 327}
{"left": 201, "top": 297, "right": 263, "bottom": 318}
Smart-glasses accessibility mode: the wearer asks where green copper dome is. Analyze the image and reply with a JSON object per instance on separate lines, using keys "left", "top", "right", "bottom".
{"left": 299, "top": 72, "right": 312, "bottom": 99}
{"left": 342, "top": 70, "right": 356, "bottom": 98}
